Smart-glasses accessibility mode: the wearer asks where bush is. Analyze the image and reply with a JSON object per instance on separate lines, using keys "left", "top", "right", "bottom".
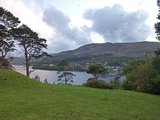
{"left": 83, "top": 78, "right": 112, "bottom": 89}
{"left": 146, "top": 75, "right": 160, "bottom": 95}
{"left": 0, "top": 57, "right": 12, "bottom": 69}
{"left": 34, "top": 75, "right": 40, "bottom": 81}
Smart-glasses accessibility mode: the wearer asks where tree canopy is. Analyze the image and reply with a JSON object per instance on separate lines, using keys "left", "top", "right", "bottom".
{"left": 155, "top": 1, "right": 160, "bottom": 41}
{"left": 57, "top": 60, "right": 75, "bottom": 85}
{"left": 122, "top": 54, "right": 160, "bottom": 95}
{"left": 87, "top": 63, "right": 108, "bottom": 80}
{"left": 11, "top": 24, "right": 47, "bottom": 76}
{"left": 0, "top": 7, "right": 20, "bottom": 58}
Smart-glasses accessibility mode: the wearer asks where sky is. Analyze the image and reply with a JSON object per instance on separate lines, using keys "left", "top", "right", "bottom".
{"left": 0, "top": 0, "right": 159, "bottom": 53}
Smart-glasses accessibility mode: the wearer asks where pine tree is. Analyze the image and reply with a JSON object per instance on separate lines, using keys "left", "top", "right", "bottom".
{"left": 11, "top": 24, "right": 47, "bottom": 76}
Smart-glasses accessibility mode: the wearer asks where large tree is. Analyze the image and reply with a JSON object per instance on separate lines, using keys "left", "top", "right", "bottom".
{"left": 0, "top": 7, "right": 20, "bottom": 68}
{"left": 0, "top": 7, "right": 20, "bottom": 58}
{"left": 11, "top": 24, "right": 47, "bottom": 76}
{"left": 57, "top": 60, "right": 75, "bottom": 85}
{"left": 155, "top": 1, "right": 160, "bottom": 41}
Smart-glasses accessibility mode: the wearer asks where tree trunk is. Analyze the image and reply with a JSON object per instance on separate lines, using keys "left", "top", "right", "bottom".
{"left": 26, "top": 60, "right": 29, "bottom": 77}
{"left": 64, "top": 66, "right": 67, "bottom": 85}
{"left": 0, "top": 57, "right": 4, "bottom": 68}
{"left": 94, "top": 71, "right": 99, "bottom": 80}
{"left": 64, "top": 71, "right": 67, "bottom": 85}
{"left": 24, "top": 47, "right": 29, "bottom": 77}
{"left": 0, "top": 56, "right": 5, "bottom": 69}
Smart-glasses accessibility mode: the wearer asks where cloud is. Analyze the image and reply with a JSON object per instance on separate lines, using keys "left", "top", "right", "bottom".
{"left": 84, "top": 4, "right": 151, "bottom": 42}
{"left": 43, "top": 7, "right": 91, "bottom": 52}
{"left": 1, "top": 1, "right": 155, "bottom": 53}
{"left": 0, "top": 0, "right": 53, "bottom": 40}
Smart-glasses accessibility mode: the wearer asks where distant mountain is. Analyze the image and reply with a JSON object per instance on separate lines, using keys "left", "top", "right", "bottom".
{"left": 41, "top": 41, "right": 160, "bottom": 66}
{"left": 12, "top": 41, "right": 160, "bottom": 66}
{"left": 10, "top": 57, "right": 24, "bottom": 65}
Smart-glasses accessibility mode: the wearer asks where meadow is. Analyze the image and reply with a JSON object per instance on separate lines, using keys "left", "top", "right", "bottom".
{"left": 0, "top": 70, "right": 159, "bottom": 120}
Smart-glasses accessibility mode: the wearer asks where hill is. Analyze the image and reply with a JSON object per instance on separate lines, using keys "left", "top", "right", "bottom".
{"left": 10, "top": 57, "right": 24, "bottom": 65}
{"left": 0, "top": 70, "right": 160, "bottom": 120}
{"left": 42, "top": 41, "right": 160, "bottom": 66}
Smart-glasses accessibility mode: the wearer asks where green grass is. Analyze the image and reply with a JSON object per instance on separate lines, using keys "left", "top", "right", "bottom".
{"left": 0, "top": 70, "right": 160, "bottom": 120}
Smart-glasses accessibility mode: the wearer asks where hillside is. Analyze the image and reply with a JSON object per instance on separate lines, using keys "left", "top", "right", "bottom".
{"left": 10, "top": 57, "right": 24, "bottom": 65}
{"left": 41, "top": 41, "right": 160, "bottom": 66}
{"left": 11, "top": 41, "right": 160, "bottom": 66}
{"left": 58, "top": 41, "right": 160, "bottom": 57}
{"left": 0, "top": 70, "right": 160, "bottom": 120}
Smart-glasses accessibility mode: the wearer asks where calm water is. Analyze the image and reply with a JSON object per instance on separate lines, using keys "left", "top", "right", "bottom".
{"left": 13, "top": 65, "right": 123, "bottom": 85}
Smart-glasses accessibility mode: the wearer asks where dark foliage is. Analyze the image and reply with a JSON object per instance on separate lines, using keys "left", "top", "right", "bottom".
{"left": 57, "top": 60, "right": 75, "bottom": 85}
{"left": 122, "top": 59, "right": 146, "bottom": 75}
{"left": 0, "top": 7, "right": 20, "bottom": 58}
{"left": 122, "top": 52, "right": 160, "bottom": 95}
{"left": 87, "top": 63, "right": 108, "bottom": 79}
{"left": 152, "top": 49, "right": 160, "bottom": 74}
{"left": 11, "top": 24, "right": 47, "bottom": 76}
{"left": 0, "top": 57, "right": 12, "bottom": 69}
{"left": 57, "top": 72, "right": 75, "bottom": 85}
{"left": 83, "top": 78, "right": 112, "bottom": 89}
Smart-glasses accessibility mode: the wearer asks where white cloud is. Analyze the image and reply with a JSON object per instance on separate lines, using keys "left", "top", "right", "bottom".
{"left": 84, "top": 4, "right": 151, "bottom": 42}
{"left": 0, "top": 0, "right": 159, "bottom": 52}
{"left": 0, "top": 0, "right": 53, "bottom": 40}
{"left": 90, "top": 32, "right": 105, "bottom": 43}
{"left": 43, "top": 7, "right": 91, "bottom": 52}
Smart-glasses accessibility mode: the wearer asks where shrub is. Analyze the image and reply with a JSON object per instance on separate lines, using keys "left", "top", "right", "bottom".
{"left": 146, "top": 75, "right": 160, "bottom": 95}
{"left": 122, "top": 59, "right": 160, "bottom": 95}
{"left": 83, "top": 78, "right": 112, "bottom": 89}
{"left": 0, "top": 57, "right": 12, "bottom": 69}
{"left": 34, "top": 75, "right": 40, "bottom": 81}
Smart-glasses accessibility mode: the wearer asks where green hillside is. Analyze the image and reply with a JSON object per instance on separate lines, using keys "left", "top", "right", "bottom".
{"left": 0, "top": 70, "right": 160, "bottom": 120}
{"left": 40, "top": 41, "right": 160, "bottom": 66}
{"left": 12, "top": 42, "right": 160, "bottom": 67}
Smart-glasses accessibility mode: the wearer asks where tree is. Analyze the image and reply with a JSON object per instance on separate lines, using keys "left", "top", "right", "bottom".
{"left": 122, "top": 60, "right": 148, "bottom": 89}
{"left": 152, "top": 49, "right": 160, "bottom": 74}
{"left": 122, "top": 62, "right": 154, "bottom": 91}
{"left": 155, "top": 0, "right": 160, "bottom": 41}
{"left": 122, "top": 55, "right": 160, "bottom": 94}
{"left": 11, "top": 24, "right": 47, "bottom": 76}
{"left": 87, "top": 63, "right": 108, "bottom": 80}
{"left": 122, "top": 2, "right": 160, "bottom": 94}
{"left": 57, "top": 60, "right": 75, "bottom": 85}
{"left": 122, "top": 59, "right": 145, "bottom": 75}
{"left": 0, "top": 7, "right": 20, "bottom": 57}
{"left": 0, "top": 7, "right": 20, "bottom": 67}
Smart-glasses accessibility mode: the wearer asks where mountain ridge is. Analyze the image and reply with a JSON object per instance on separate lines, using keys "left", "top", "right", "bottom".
{"left": 54, "top": 41, "right": 159, "bottom": 56}
{"left": 12, "top": 41, "right": 160, "bottom": 66}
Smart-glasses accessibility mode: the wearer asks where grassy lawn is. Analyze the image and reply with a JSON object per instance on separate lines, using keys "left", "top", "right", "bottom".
{"left": 0, "top": 69, "right": 160, "bottom": 120}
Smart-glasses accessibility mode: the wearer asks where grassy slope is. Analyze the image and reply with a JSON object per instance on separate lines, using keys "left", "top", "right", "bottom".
{"left": 0, "top": 70, "right": 160, "bottom": 120}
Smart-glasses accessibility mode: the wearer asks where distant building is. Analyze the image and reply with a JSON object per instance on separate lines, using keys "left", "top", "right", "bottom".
{"left": 49, "top": 64, "right": 54, "bottom": 66}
